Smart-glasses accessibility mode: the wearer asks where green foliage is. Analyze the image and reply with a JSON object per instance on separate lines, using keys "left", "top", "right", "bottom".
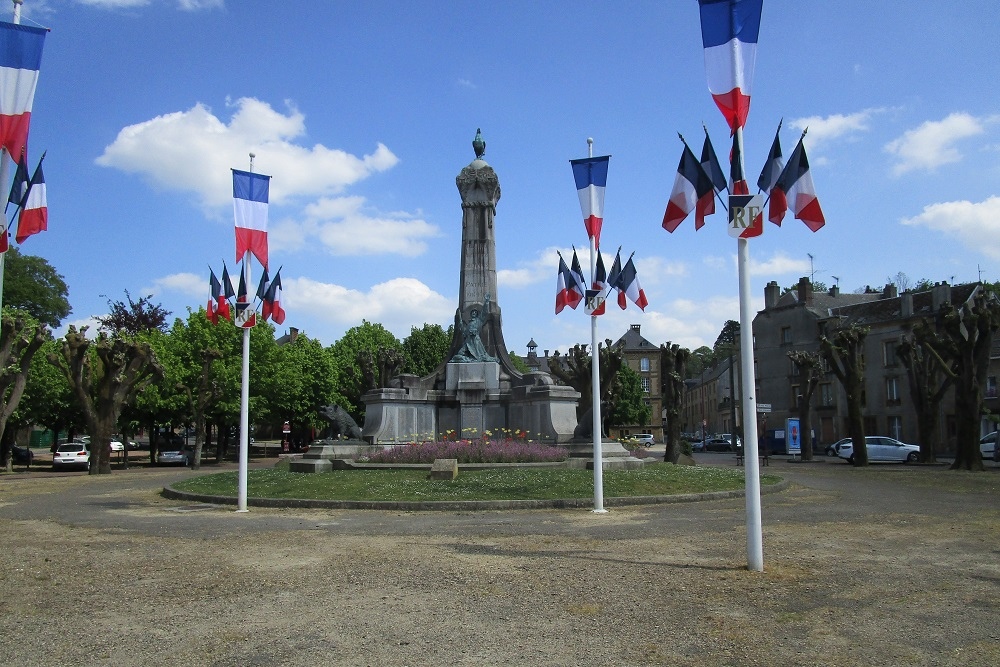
{"left": 1, "top": 247, "right": 71, "bottom": 327}
{"left": 508, "top": 351, "right": 530, "bottom": 373}
{"left": 402, "top": 323, "right": 452, "bottom": 376}
{"left": 687, "top": 346, "right": 715, "bottom": 378}
{"left": 609, "top": 365, "right": 650, "bottom": 427}
{"left": 328, "top": 320, "right": 402, "bottom": 420}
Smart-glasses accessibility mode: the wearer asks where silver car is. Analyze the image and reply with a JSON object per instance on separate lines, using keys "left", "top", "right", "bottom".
{"left": 52, "top": 442, "right": 90, "bottom": 470}
{"left": 834, "top": 436, "right": 920, "bottom": 464}
{"left": 980, "top": 432, "right": 998, "bottom": 459}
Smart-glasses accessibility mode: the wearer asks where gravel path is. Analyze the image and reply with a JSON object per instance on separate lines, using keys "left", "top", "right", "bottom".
{"left": 1, "top": 457, "right": 999, "bottom": 666}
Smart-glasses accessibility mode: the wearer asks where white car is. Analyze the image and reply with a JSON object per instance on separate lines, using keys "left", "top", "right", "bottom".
{"left": 52, "top": 442, "right": 90, "bottom": 470}
{"left": 980, "top": 432, "right": 998, "bottom": 459}
{"left": 110, "top": 440, "right": 125, "bottom": 452}
{"left": 834, "top": 436, "right": 920, "bottom": 464}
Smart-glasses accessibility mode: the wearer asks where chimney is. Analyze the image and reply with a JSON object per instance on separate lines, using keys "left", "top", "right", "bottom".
{"left": 764, "top": 280, "right": 781, "bottom": 309}
{"left": 932, "top": 281, "right": 952, "bottom": 312}
{"left": 631, "top": 324, "right": 641, "bottom": 333}
{"left": 796, "top": 277, "right": 812, "bottom": 304}
{"left": 901, "top": 292, "right": 913, "bottom": 318}
{"left": 882, "top": 284, "right": 898, "bottom": 299}
{"left": 829, "top": 285, "right": 840, "bottom": 297}
{"left": 289, "top": 327, "right": 299, "bottom": 343}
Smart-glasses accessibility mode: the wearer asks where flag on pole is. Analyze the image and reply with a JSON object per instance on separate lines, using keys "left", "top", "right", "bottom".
{"left": 698, "top": 0, "right": 763, "bottom": 134}
{"left": 232, "top": 168, "right": 270, "bottom": 269}
{"left": 729, "top": 132, "right": 749, "bottom": 195}
{"left": 262, "top": 269, "right": 285, "bottom": 325}
{"left": 607, "top": 250, "right": 627, "bottom": 310}
{"left": 15, "top": 153, "right": 46, "bottom": 244}
{"left": 207, "top": 269, "right": 224, "bottom": 324}
{"left": 570, "top": 155, "right": 610, "bottom": 247}
{"left": 0, "top": 22, "right": 46, "bottom": 162}
{"left": 221, "top": 263, "right": 236, "bottom": 299}
{"left": 234, "top": 263, "right": 257, "bottom": 328}
{"left": 696, "top": 133, "right": 726, "bottom": 228}
{"left": 774, "top": 137, "right": 825, "bottom": 232}
{"left": 555, "top": 254, "right": 584, "bottom": 314}
{"left": 591, "top": 249, "right": 608, "bottom": 316}
{"left": 615, "top": 256, "right": 648, "bottom": 311}
{"left": 663, "top": 143, "right": 714, "bottom": 232}
{"left": 569, "top": 250, "right": 586, "bottom": 304}
{"left": 6, "top": 148, "right": 28, "bottom": 213}
{"left": 255, "top": 266, "right": 270, "bottom": 302}
{"left": 756, "top": 123, "right": 786, "bottom": 224}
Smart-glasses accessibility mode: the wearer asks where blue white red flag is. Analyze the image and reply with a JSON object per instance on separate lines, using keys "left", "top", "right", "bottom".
{"left": 0, "top": 22, "right": 46, "bottom": 163}
{"left": 774, "top": 137, "right": 825, "bottom": 232}
{"left": 220, "top": 263, "right": 236, "bottom": 299}
{"left": 607, "top": 250, "right": 626, "bottom": 310}
{"left": 698, "top": 0, "right": 763, "bottom": 134}
{"left": 756, "top": 123, "right": 786, "bottom": 224}
{"left": 207, "top": 269, "right": 224, "bottom": 324}
{"left": 696, "top": 133, "right": 727, "bottom": 228}
{"left": 570, "top": 155, "right": 610, "bottom": 247}
{"left": 663, "top": 143, "right": 714, "bottom": 232}
{"left": 6, "top": 148, "right": 28, "bottom": 213}
{"left": 591, "top": 250, "right": 608, "bottom": 316}
{"left": 555, "top": 254, "right": 584, "bottom": 314}
{"left": 729, "top": 132, "right": 749, "bottom": 195}
{"left": 262, "top": 269, "right": 286, "bottom": 325}
{"left": 232, "top": 168, "right": 270, "bottom": 269}
{"left": 615, "top": 256, "right": 648, "bottom": 311}
{"left": 234, "top": 262, "right": 257, "bottom": 328}
{"left": 15, "top": 152, "right": 46, "bottom": 244}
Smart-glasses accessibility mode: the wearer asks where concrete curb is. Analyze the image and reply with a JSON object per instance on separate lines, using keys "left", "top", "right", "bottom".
{"left": 161, "top": 479, "right": 790, "bottom": 511}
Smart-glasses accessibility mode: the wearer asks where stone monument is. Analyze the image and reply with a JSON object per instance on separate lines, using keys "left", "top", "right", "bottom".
{"left": 361, "top": 130, "right": 580, "bottom": 444}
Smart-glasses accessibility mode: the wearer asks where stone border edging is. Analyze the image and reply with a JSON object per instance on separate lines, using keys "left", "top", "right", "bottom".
{"left": 161, "top": 479, "right": 790, "bottom": 511}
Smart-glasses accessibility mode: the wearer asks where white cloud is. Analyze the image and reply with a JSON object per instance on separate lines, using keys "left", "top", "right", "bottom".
{"left": 789, "top": 108, "right": 883, "bottom": 149}
{"left": 284, "top": 276, "right": 454, "bottom": 340}
{"left": 884, "top": 112, "right": 985, "bottom": 176}
{"left": 749, "top": 251, "right": 810, "bottom": 277}
{"left": 900, "top": 195, "right": 1000, "bottom": 259}
{"left": 96, "top": 97, "right": 398, "bottom": 210}
{"left": 270, "top": 196, "right": 440, "bottom": 257}
{"left": 498, "top": 246, "right": 562, "bottom": 288}
{"left": 75, "top": 0, "right": 223, "bottom": 9}
{"left": 53, "top": 316, "right": 104, "bottom": 341}
{"left": 142, "top": 272, "right": 204, "bottom": 298}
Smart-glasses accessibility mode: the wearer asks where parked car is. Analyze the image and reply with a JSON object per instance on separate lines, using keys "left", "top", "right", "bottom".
{"left": 629, "top": 434, "right": 655, "bottom": 446}
{"left": 157, "top": 445, "right": 194, "bottom": 466}
{"left": 980, "top": 432, "right": 998, "bottom": 459}
{"left": 688, "top": 438, "right": 705, "bottom": 452}
{"left": 52, "top": 442, "right": 90, "bottom": 470}
{"left": 833, "top": 436, "right": 920, "bottom": 464}
{"left": 705, "top": 437, "right": 734, "bottom": 452}
{"left": 110, "top": 440, "right": 125, "bottom": 452}
{"left": 824, "top": 443, "right": 839, "bottom": 456}
{"left": 12, "top": 445, "right": 34, "bottom": 464}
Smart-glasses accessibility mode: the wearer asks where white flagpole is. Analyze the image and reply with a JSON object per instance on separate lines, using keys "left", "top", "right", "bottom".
{"left": 0, "top": 1, "right": 24, "bottom": 315}
{"left": 587, "top": 137, "right": 606, "bottom": 513}
{"left": 734, "top": 125, "right": 763, "bottom": 571}
{"left": 236, "top": 152, "right": 255, "bottom": 513}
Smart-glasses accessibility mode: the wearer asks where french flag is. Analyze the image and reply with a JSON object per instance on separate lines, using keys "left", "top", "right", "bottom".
{"left": 662, "top": 143, "right": 714, "bottom": 232}
{"left": 570, "top": 155, "right": 610, "bottom": 247}
{"left": 615, "top": 256, "right": 648, "bottom": 311}
{"left": 0, "top": 22, "right": 46, "bottom": 163}
{"left": 262, "top": 270, "right": 286, "bottom": 325}
{"left": 555, "top": 254, "right": 584, "bottom": 314}
{"left": 775, "top": 137, "right": 825, "bottom": 232}
{"left": 15, "top": 153, "right": 46, "bottom": 244}
{"left": 699, "top": 0, "right": 762, "bottom": 134}
{"left": 232, "top": 168, "right": 270, "bottom": 269}
{"left": 756, "top": 123, "right": 786, "bottom": 225}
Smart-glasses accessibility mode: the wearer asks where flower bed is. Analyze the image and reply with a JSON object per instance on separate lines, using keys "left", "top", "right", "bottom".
{"left": 366, "top": 438, "right": 568, "bottom": 464}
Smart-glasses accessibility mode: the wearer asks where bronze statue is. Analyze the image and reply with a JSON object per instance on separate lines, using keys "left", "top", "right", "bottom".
{"left": 451, "top": 294, "right": 498, "bottom": 363}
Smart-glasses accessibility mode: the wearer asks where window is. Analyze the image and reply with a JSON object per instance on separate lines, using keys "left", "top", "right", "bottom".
{"left": 640, "top": 357, "right": 650, "bottom": 372}
{"left": 988, "top": 376, "right": 998, "bottom": 399}
{"left": 883, "top": 341, "right": 898, "bottom": 367}
{"left": 820, "top": 383, "right": 834, "bottom": 406}
{"left": 641, "top": 377, "right": 650, "bottom": 393}
{"left": 888, "top": 416, "right": 903, "bottom": 440}
{"left": 886, "top": 377, "right": 901, "bottom": 405}
{"left": 790, "top": 384, "right": 800, "bottom": 407}
{"left": 790, "top": 358, "right": 800, "bottom": 376}
{"left": 781, "top": 327, "right": 792, "bottom": 345}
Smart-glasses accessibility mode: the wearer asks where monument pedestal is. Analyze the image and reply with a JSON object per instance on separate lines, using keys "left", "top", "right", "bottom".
{"left": 562, "top": 439, "right": 646, "bottom": 470}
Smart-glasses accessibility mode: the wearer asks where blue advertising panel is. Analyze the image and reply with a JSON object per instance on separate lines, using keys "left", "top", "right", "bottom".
{"left": 786, "top": 418, "right": 801, "bottom": 455}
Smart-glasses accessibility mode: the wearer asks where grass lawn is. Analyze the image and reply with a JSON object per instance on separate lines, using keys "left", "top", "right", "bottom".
{"left": 171, "top": 463, "right": 782, "bottom": 502}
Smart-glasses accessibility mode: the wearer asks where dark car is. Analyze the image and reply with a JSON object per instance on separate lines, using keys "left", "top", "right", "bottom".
{"left": 705, "top": 437, "right": 734, "bottom": 452}
{"left": 12, "top": 445, "right": 34, "bottom": 465}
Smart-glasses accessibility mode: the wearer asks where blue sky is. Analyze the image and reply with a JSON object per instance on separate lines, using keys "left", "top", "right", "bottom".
{"left": 8, "top": 0, "right": 1000, "bottom": 357}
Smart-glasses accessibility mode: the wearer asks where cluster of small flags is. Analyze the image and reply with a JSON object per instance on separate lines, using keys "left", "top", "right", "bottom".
{"left": 3, "top": 148, "right": 46, "bottom": 252}
{"left": 206, "top": 167, "right": 285, "bottom": 327}
{"left": 555, "top": 247, "right": 646, "bottom": 315}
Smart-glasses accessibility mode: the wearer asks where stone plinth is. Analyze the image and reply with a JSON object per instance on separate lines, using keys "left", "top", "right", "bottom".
{"left": 429, "top": 458, "right": 459, "bottom": 480}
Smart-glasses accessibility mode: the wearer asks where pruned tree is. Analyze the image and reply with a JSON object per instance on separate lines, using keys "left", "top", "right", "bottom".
{"left": 897, "top": 325, "right": 953, "bottom": 463}
{"left": 914, "top": 293, "right": 1000, "bottom": 471}
{"left": 0, "top": 310, "right": 47, "bottom": 472}
{"left": 97, "top": 290, "right": 170, "bottom": 336}
{"left": 787, "top": 350, "right": 822, "bottom": 461}
{"left": 660, "top": 342, "right": 690, "bottom": 463}
{"left": 49, "top": 327, "right": 163, "bottom": 474}
{"left": 820, "top": 324, "right": 870, "bottom": 466}
{"left": 178, "top": 348, "right": 223, "bottom": 470}
{"left": 548, "top": 340, "right": 624, "bottom": 425}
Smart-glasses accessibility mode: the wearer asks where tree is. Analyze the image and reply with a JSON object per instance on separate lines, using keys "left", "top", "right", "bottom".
{"left": 787, "top": 351, "right": 822, "bottom": 460}
{"left": 548, "top": 340, "right": 624, "bottom": 427}
{"left": 1, "top": 247, "right": 71, "bottom": 327}
{"left": 402, "top": 323, "right": 452, "bottom": 376}
{"left": 660, "top": 342, "right": 690, "bottom": 463}
{"left": 266, "top": 334, "right": 339, "bottom": 446}
{"left": 49, "top": 327, "right": 163, "bottom": 474}
{"left": 897, "top": 324, "right": 953, "bottom": 463}
{"left": 13, "top": 339, "right": 80, "bottom": 454}
{"left": 328, "top": 321, "right": 402, "bottom": 423}
{"left": 608, "top": 365, "right": 650, "bottom": 430}
{"left": 97, "top": 290, "right": 170, "bottom": 336}
{"left": 915, "top": 293, "right": 1000, "bottom": 470}
{"left": 687, "top": 346, "right": 715, "bottom": 378}
{"left": 0, "top": 309, "right": 47, "bottom": 471}
{"left": 820, "top": 324, "right": 870, "bottom": 466}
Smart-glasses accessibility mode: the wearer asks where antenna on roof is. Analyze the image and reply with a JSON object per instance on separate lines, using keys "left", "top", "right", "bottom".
{"left": 832, "top": 275, "right": 840, "bottom": 287}
{"left": 807, "top": 253, "right": 815, "bottom": 283}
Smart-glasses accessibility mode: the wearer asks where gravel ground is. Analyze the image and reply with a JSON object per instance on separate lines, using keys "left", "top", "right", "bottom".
{"left": 1, "top": 456, "right": 999, "bottom": 666}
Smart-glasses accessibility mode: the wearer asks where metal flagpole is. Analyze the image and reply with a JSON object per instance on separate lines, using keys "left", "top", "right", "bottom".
{"left": 734, "top": 125, "right": 763, "bottom": 571}
{"left": 236, "top": 152, "right": 255, "bottom": 513}
{"left": 0, "top": 0, "right": 25, "bottom": 315}
{"left": 587, "top": 137, "right": 606, "bottom": 513}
